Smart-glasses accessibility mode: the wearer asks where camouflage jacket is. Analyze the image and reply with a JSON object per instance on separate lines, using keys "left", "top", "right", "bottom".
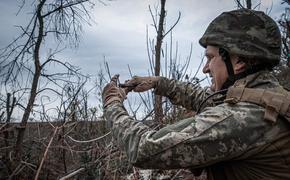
{"left": 104, "top": 71, "right": 290, "bottom": 180}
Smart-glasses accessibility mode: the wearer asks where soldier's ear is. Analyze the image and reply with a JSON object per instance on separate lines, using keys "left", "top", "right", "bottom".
{"left": 232, "top": 56, "right": 247, "bottom": 74}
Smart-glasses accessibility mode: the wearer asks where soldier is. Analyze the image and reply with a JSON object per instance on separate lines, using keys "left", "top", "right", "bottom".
{"left": 102, "top": 9, "right": 290, "bottom": 179}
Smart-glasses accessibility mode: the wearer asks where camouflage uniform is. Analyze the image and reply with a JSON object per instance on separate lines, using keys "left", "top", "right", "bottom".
{"left": 103, "top": 9, "right": 290, "bottom": 180}
{"left": 104, "top": 71, "right": 290, "bottom": 180}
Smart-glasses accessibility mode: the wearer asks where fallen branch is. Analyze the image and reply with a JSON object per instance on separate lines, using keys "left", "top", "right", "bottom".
{"left": 58, "top": 167, "right": 85, "bottom": 180}
{"left": 34, "top": 127, "right": 59, "bottom": 180}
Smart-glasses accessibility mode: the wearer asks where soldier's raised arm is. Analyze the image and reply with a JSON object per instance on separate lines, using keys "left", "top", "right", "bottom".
{"left": 122, "top": 76, "right": 214, "bottom": 111}
{"left": 103, "top": 80, "right": 279, "bottom": 169}
{"left": 154, "top": 77, "right": 214, "bottom": 111}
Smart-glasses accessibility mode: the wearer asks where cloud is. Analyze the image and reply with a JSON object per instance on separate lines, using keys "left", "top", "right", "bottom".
{"left": 0, "top": 0, "right": 286, "bottom": 121}
{"left": 1, "top": 0, "right": 286, "bottom": 81}
{"left": 0, "top": 0, "right": 287, "bottom": 116}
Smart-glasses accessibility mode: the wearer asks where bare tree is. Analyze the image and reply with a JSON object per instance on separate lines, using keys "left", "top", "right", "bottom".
{"left": 147, "top": 0, "right": 182, "bottom": 123}
{"left": 0, "top": 0, "right": 100, "bottom": 175}
{"left": 153, "top": 0, "right": 166, "bottom": 123}
{"left": 246, "top": 0, "right": 252, "bottom": 9}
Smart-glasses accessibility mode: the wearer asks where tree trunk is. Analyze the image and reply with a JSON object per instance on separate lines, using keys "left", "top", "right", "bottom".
{"left": 154, "top": 0, "right": 166, "bottom": 124}
{"left": 4, "top": 93, "right": 16, "bottom": 174}
{"left": 246, "top": 0, "right": 252, "bottom": 9}
{"left": 14, "top": 0, "right": 45, "bottom": 161}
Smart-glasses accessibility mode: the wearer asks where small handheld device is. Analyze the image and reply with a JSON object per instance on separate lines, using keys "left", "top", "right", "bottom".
{"left": 119, "top": 83, "right": 138, "bottom": 92}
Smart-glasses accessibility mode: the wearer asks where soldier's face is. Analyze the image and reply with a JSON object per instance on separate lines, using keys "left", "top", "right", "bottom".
{"left": 203, "top": 46, "right": 228, "bottom": 92}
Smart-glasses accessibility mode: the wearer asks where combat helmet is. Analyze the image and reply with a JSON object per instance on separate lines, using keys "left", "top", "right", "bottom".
{"left": 199, "top": 9, "right": 281, "bottom": 90}
{"left": 199, "top": 9, "right": 281, "bottom": 67}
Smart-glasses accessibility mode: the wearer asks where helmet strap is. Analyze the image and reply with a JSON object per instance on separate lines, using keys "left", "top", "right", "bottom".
{"left": 219, "top": 48, "right": 236, "bottom": 90}
{"left": 219, "top": 47, "right": 267, "bottom": 90}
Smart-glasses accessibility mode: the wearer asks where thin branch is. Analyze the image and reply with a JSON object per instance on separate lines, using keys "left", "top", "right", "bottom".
{"left": 253, "top": 2, "right": 261, "bottom": 10}
{"left": 104, "top": 58, "right": 112, "bottom": 80}
{"left": 34, "top": 127, "right": 59, "bottom": 180}
{"left": 42, "top": 0, "right": 89, "bottom": 18}
{"left": 15, "top": 0, "right": 26, "bottom": 16}
{"left": 235, "top": 0, "right": 245, "bottom": 9}
{"left": 59, "top": 167, "right": 85, "bottom": 180}
{"left": 146, "top": 25, "right": 154, "bottom": 75}
{"left": 149, "top": 5, "right": 158, "bottom": 33}
{"left": 67, "top": 131, "right": 111, "bottom": 143}
{"left": 246, "top": 0, "right": 252, "bottom": 9}
{"left": 163, "top": 11, "right": 181, "bottom": 38}
{"left": 36, "top": 87, "right": 62, "bottom": 96}
{"left": 193, "top": 55, "right": 205, "bottom": 79}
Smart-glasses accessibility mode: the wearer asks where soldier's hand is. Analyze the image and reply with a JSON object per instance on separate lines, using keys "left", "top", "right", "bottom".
{"left": 120, "top": 76, "right": 160, "bottom": 93}
{"left": 102, "top": 74, "right": 127, "bottom": 108}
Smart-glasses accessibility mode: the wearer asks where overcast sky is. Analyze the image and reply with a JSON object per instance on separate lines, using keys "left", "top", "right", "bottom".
{"left": 0, "top": 0, "right": 287, "bottom": 119}
{"left": 0, "top": 0, "right": 286, "bottom": 81}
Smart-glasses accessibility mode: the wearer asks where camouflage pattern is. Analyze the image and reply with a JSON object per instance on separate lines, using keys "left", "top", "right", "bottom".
{"left": 104, "top": 71, "right": 290, "bottom": 180}
{"left": 199, "top": 9, "right": 281, "bottom": 67}
{"left": 154, "top": 77, "right": 215, "bottom": 111}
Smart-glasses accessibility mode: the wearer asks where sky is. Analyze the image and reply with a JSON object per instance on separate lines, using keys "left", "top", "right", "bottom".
{"left": 0, "top": 0, "right": 287, "bottom": 119}
{"left": 0, "top": 0, "right": 286, "bottom": 80}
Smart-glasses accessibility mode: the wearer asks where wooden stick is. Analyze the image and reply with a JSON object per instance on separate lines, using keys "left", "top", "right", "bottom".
{"left": 34, "top": 127, "right": 58, "bottom": 180}
{"left": 59, "top": 168, "right": 85, "bottom": 180}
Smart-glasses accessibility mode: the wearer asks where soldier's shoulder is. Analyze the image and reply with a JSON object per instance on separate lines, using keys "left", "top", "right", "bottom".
{"left": 197, "top": 101, "right": 266, "bottom": 129}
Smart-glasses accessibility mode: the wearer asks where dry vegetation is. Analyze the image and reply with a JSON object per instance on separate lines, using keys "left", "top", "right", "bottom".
{"left": 0, "top": 120, "right": 206, "bottom": 179}
{"left": 0, "top": 0, "right": 289, "bottom": 179}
